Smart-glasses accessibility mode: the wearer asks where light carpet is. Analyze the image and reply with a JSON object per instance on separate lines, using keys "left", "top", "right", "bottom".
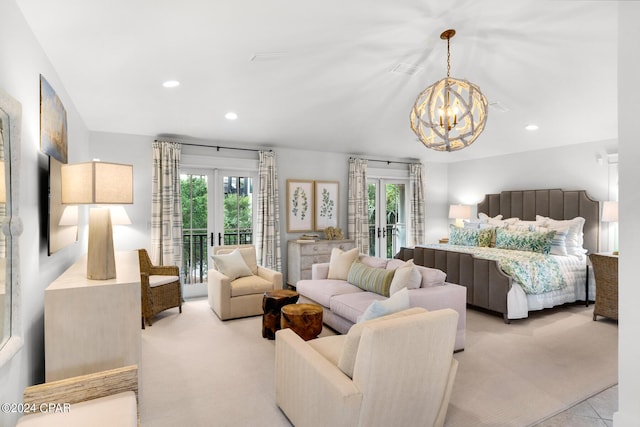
{"left": 139, "top": 299, "right": 617, "bottom": 427}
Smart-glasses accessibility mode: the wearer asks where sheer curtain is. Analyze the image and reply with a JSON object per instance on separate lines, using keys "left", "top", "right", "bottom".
{"left": 151, "top": 141, "right": 183, "bottom": 267}
{"left": 255, "top": 150, "right": 282, "bottom": 271}
{"left": 408, "top": 162, "right": 426, "bottom": 247}
{"left": 347, "top": 158, "right": 369, "bottom": 254}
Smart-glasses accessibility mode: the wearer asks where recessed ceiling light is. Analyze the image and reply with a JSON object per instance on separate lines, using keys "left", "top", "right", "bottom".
{"left": 225, "top": 112, "right": 238, "bottom": 120}
{"left": 525, "top": 124, "right": 539, "bottom": 131}
{"left": 162, "top": 80, "right": 180, "bottom": 88}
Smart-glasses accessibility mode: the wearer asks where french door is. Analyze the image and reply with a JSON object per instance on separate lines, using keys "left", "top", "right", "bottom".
{"left": 181, "top": 169, "right": 256, "bottom": 298}
{"left": 367, "top": 179, "right": 407, "bottom": 258}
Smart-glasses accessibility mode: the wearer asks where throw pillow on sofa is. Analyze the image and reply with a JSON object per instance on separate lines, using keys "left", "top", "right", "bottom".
{"left": 327, "top": 247, "right": 360, "bottom": 280}
{"left": 415, "top": 264, "right": 447, "bottom": 287}
{"left": 347, "top": 261, "right": 396, "bottom": 297}
{"left": 358, "top": 287, "right": 410, "bottom": 322}
{"left": 389, "top": 261, "right": 422, "bottom": 295}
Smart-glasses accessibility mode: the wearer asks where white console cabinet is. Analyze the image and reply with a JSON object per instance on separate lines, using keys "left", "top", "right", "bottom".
{"left": 287, "top": 239, "right": 355, "bottom": 287}
{"left": 45, "top": 251, "right": 141, "bottom": 382}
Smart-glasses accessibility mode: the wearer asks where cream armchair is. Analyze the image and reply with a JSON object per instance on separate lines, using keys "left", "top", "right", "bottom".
{"left": 208, "top": 244, "right": 282, "bottom": 320}
{"left": 275, "top": 307, "right": 459, "bottom": 427}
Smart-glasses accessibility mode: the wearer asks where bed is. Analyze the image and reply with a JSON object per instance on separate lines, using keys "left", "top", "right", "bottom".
{"left": 409, "top": 189, "right": 599, "bottom": 322}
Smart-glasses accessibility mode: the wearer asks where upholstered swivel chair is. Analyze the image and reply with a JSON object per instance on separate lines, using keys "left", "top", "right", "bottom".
{"left": 138, "top": 249, "right": 182, "bottom": 328}
{"left": 275, "top": 307, "right": 459, "bottom": 427}
{"left": 208, "top": 244, "right": 282, "bottom": 320}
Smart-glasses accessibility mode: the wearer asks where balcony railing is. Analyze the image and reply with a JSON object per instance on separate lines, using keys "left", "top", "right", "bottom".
{"left": 182, "top": 229, "right": 253, "bottom": 284}
{"left": 368, "top": 224, "right": 400, "bottom": 258}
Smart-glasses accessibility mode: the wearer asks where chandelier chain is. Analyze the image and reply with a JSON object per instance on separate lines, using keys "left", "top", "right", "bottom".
{"left": 447, "top": 37, "right": 451, "bottom": 78}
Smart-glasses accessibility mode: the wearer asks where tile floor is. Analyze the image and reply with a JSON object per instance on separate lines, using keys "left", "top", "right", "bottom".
{"left": 533, "top": 385, "right": 618, "bottom": 426}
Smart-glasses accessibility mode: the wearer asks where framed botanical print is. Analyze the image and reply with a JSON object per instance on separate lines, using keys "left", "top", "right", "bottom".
{"left": 286, "top": 179, "right": 314, "bottom": 232}
{"left": 314, "top": 181, "right": 339, "bottom": 231}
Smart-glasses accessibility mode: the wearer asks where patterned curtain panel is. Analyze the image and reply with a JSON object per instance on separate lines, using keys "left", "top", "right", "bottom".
{"left": 347, "top": 158, "right": 369, "bottom": 254}
{"left": 151, "top": 141, "right": 183, "bottom": 267}
{"left": 255, "top": 151, "right": 282, "bottom": 272}
{"left": 0, "top": 127, "right": 5, "bottom": 258}
{"left": 409, "top": 162, "right": 426, "bottom": 247}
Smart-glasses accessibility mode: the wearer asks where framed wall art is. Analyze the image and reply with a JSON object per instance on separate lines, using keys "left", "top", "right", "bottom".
{"left": 314, "top": 181, "right": 339, "bottom": 231}
{"left": 286, "top": 179, "right": 314, "bottom": 232}
{"left": 40, "top": 75, "right": 68, "bottom": 164}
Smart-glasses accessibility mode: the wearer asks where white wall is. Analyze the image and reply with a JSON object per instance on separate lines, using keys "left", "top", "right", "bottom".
{"left": 0, "top": 1, "right": 89, "bottom": 426}
{"left": 614, "top": 3, "right": 640, "bottom": 425}
{"left": 447, "top": 139, "right": 618, "bottom": 251}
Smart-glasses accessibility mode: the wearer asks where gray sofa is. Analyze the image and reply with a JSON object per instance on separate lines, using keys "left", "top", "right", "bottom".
{"left": 295, "top": 255, "right": 466, "bottom": 351}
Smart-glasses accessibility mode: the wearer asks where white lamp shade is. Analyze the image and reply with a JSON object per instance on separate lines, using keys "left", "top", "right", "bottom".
{"left": 448, "top": 204, "right": 471, "bottom": 220}
{"left": 61, "top": 161, "right": 133, "bottom": 205}
{"left": 602, "top": 201, "right": 618, "bottom": 222}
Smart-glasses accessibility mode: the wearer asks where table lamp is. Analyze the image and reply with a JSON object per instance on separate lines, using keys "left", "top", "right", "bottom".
{"left": 61, "top": 161, "right": 133, "bottom": 279}
{"left": 449, "top": 204, "right": 471, "bottom": 228}
{"left": 601, "top": 200, "right": 618, "bottom": 255}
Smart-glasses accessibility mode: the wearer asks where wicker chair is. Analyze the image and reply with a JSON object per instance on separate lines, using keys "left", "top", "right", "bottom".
{"left": 138, "top": 249, "right": 182, "bottom": 328}
{"left": 589, "top": 253, "right": 618, "bottom": 321}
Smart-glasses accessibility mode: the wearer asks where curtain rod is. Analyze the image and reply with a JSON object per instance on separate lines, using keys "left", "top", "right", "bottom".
{"left": 349, "top": 156, "right": 418, "bottom": 165}
{"left": 154, "top": 140, "right": 271, "bottom": 153}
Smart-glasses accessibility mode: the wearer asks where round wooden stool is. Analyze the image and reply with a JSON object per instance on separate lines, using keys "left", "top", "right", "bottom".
{"left": 280, "top": 303, "right": 323, "bottom": 341}
{"left": 262, "top": 289, "right": 299, "bottom": 339}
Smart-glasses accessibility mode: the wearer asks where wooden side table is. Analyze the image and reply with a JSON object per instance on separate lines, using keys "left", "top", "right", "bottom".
{"left": 281, "top": 303, "right": 323, "bottom": 341}
{"left": 262, "top": 289, "right": 299, "bottom": 339}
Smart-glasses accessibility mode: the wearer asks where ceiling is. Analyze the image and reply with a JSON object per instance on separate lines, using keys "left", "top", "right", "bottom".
{"left": 16, "top": 0, "right": 618, "bottom": 163}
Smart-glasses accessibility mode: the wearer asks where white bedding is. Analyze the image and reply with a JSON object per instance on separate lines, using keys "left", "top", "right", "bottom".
{"left": 507, "top": 254, "right": 593, "bottom": 319}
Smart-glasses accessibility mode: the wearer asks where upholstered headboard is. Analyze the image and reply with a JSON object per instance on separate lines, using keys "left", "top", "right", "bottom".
{"left": 477, "top": 189, "right": 600, "bottom": 254}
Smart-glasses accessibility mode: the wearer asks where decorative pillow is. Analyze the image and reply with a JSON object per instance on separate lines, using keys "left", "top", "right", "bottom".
{"left": 359, "top": 288, "right": 410, "bottom": 323}
{"left": 347, "top": 261, "right": 396, "bottom": 297}
{"left": 495, "top": 228, "right": 556, "bottom": 254}
{"left": 478, "top": 212, "right": 503, "bottom": 223}
{"left": 414, "top": 265, "right": 446, "bottom": 287}
{"left": 531, "top": 226, "right": 569, "bottom": 256}
{"left": 449, "top": 224, "right": 480, "bottom": 246}
{"left": 385, "top": 259, "right": 406, "bottom": 270}
{"left": 478, "top": 227, "right": 494, "bottom": 247}
{"left": 358, "top": 255, "right": 388, "bottom": 269}
{"left": 536, "top": 216, "right": 586, "bottom": 256}
{"left": 479, "top": 213, "right": 522, "bottom": 228}
{"left": 327, "top": 247, "right": 359, "bottom": 280}
{"left": 211, "top": 249, "right": 253, "bottom": 281}
{"left": 213, "top": 246, "right": 258, "bottom": 275}
{"left": 389, "top": 261, "right": 422, "bottom": 295}
{"left": 549, "top": 228, "right": 569, "bottom": 256}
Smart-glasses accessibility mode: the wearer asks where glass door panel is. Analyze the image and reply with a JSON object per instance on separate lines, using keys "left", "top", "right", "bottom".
{"left": 368, "top": 179, "right": 407, "bottom": 258}
{"left": 219, "top": 175, "right": 254, "bottom": 246}
{"left": 181, "top": 172, "right": 209, "bottom": 298}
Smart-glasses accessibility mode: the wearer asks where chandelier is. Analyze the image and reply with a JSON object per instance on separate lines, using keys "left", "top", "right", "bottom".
{"left": 410, "top": 29, "right": 488, "bottom": 152}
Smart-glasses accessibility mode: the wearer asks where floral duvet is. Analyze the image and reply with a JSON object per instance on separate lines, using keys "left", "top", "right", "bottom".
{"left": 421, "top": 244, "right": 566, "bottom": 294}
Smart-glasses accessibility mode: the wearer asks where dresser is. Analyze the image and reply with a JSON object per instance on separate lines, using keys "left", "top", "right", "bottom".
{"left": 45, "top": 251, "right": 141, "bottom": 382}
{"left": 287, "top": 239, "right": 355, "bottom": 287}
